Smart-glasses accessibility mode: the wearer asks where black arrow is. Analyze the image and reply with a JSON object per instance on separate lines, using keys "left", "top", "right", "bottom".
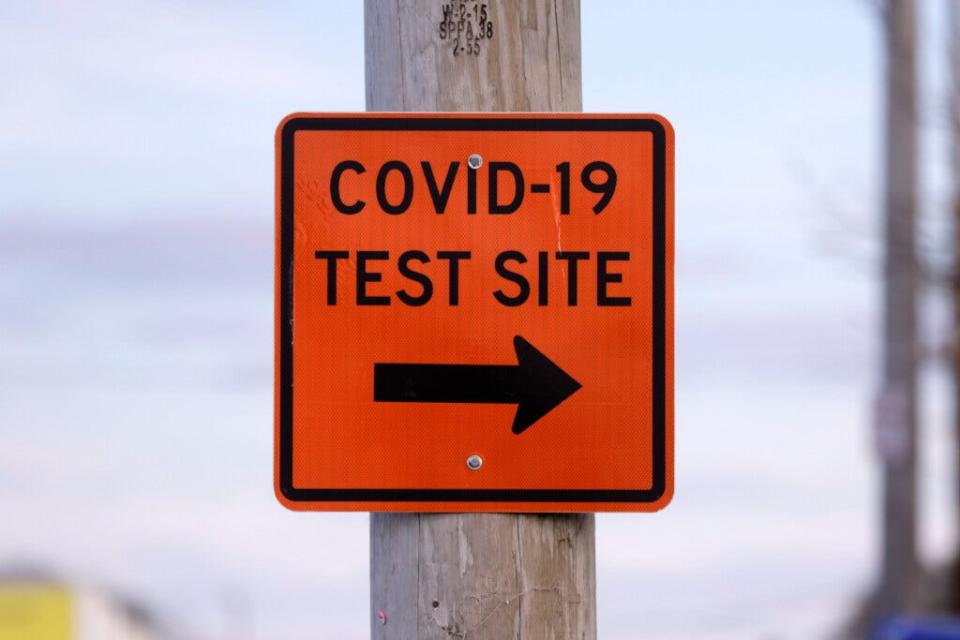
{"left": 373, "top": 336, "right": 582, "bottom": 435}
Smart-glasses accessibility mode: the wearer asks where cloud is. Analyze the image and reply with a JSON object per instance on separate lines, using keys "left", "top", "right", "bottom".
{"left": 0, "top": 1, "right": 364, "bottom": 220}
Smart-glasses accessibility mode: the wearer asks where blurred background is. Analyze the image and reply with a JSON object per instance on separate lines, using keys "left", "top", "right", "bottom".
{"left": 1, "top": 1, "right": 958, "bottom": 638}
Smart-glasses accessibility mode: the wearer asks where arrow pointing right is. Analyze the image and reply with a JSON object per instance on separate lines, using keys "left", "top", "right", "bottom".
{"left": 373, "top": 335, "right": 582, "bottom": 434}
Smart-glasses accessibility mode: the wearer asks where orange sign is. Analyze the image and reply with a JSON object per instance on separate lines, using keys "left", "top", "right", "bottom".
{"left": 275, "top": 114, "right": 674, "bottom": 512}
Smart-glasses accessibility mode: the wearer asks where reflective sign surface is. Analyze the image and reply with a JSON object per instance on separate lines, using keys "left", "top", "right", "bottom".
{"left": 275, "top": 114, "right": 674, "bottom": 512}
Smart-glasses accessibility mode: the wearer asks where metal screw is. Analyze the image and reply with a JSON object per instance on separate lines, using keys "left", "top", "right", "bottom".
{"left": 467, "top": 153, "right": 483, "bottom": 170}
{"left": 466, "top": 454, "right": 483, "bottom": 471}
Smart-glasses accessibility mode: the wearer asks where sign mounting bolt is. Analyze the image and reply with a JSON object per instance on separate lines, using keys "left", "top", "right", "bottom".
{"left": 467, "top": 153, "right": 483, "bottom": 170}
{"left": 466, "top": 454, "right": 483, "bottom": 471}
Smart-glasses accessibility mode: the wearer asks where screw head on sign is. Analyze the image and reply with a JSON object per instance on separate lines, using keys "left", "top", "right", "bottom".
{"left": 466, "top": 454, "right": 483, "bottom": 471}
{"left": 467, "top": 153, "right": 483, "bottom": 170}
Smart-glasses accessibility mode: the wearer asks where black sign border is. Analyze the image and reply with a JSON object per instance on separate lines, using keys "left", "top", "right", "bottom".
{"left": 278, "top": 116, "right": 669, "bottom": 505}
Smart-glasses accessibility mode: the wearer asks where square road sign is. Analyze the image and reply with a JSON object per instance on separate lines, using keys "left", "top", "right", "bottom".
{"left": 275, "top": 113, "right": 674, "bottom": 512}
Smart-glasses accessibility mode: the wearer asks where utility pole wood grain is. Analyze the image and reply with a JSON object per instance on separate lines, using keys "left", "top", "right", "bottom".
{"left": 365, "top": 0, "right": 580, "bottom": 113}
{"left": 365, "top": 2, "right": 595, "bottom": 638}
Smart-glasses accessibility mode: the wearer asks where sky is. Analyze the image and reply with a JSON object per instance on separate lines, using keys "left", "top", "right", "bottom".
{"left": 0, "top": 1, "right": 955, "bottom": 639}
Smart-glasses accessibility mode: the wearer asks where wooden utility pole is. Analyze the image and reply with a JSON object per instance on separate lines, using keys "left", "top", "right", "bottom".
{"left": 364, "top": 2, "right": 594, "bottom": 638}
{"left": 875, "top": 0, "right": 919, "bottom": 617}
{"left": 950, "top": 0, "right": 960, "bottom": 608}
